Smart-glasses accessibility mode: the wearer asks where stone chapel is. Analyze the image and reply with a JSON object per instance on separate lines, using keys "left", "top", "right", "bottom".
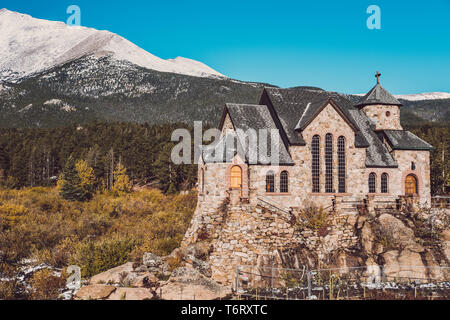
{"left": 182, "top": 73, "right": 434, "bottom": 284}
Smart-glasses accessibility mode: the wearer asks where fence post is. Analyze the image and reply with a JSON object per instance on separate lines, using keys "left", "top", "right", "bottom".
{"left": 271, "top": 267, "right": 274, "bottom": 297}
{"left": 431, "top": 210, "right": 435, "bottom": 233}
{"left": 235, "top": 265, "right": 239, "bottom": 293}
{"left": 307, "top": 270, "right": 312, "bottom": 299}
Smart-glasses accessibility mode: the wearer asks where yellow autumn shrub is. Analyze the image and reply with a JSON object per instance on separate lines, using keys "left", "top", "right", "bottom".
{"left": 30, "top": 269, "right": 66, "bottom": 300}
{"left": 111, "top": 162, "right": 132, "bottom": 196}
{"left": 0, "top": 186, "right": 197, "bottom": 292}
{"left": 0, "top": 202, "right": 28, "bottom": 229}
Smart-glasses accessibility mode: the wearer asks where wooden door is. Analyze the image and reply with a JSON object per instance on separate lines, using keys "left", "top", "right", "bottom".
{"left": 230, "top": 166, "right": 242, "bottom": 189}
{"left": 405, "top": 174, "right": 417, "bottom": 195}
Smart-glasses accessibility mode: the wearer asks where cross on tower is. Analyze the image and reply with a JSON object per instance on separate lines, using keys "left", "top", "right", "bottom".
{"left": 375, "top": 71, "right": 381, "bottom": 84}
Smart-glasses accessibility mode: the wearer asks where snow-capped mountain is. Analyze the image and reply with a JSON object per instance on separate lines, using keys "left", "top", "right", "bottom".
{"left": 394, "top": 92, "right": 450, "bottom": 101}
{"left": 353, "top": 92, "right": 450, "bottom": 101}
{"left": 0, "top": 8, "right": 447, "bottom": 128}
{"left": 0, "top": 53, "right": 270, "bottom": 128}
{"left": 0, "top": 8, "right": 226, "bottom": 81}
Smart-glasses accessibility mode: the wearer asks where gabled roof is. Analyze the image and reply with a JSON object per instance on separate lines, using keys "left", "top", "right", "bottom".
{"left": 261, "top": 87, "right": 369, "bottom": 147}
{"left": 202, "top": 132, "right": 243, "bottom": 164}
{"left": 347, "top": 109, "right": 398, "bottom": 168}
{"left": 355, "top": 84, "right": 402, "bottom": 108}
{"left": 260, "top": 87, "right": 396, "bottom": 167}
{"left": 294, "top": 97, "right": 359, "bottom": 132}
{"left": 212, "top": 103, "right": 294, "bottom": 165}
{"left": 216, "top": 85, "right": 431, "bottom": 169}
{"left": 382, "top": 130, "right": 434, "bottom": 151}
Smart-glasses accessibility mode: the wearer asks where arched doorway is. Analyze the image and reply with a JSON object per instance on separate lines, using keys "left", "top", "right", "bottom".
{"left": 230, "top": 166, "right": 242, "bottom": 189}
{"left": 405, "top": 174, "right": 418, "bottom": 195}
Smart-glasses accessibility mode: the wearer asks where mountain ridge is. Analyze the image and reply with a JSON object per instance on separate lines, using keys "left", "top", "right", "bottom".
{"left": 352, "top": 92, "right": 450, "bottom": 102}
{"left": 0, "top": 9, "right": 226, "bottom": 81}
{"left": 0, "top": 53, "right": 447, "bottom": 129}
{"left": 0, "top": 9, "right": 448, "bottom": 129}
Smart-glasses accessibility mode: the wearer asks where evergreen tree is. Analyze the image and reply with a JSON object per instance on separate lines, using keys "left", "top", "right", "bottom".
{"left": 0, "top": 145, "right": 9, "bottom": 182}
{"left": 59, "top": 156, "right": 84, "bottom": 201}
{"left": 166, "top": 182, "right": 177, "bottom": 195}
{"left": 9, "top": 147, "right": 29, "bottom": 188}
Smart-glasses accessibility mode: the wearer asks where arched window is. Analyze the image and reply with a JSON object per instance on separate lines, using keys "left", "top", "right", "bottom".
{"left": 381, "top": 173, "right": 388, "bottom": 193}
{"left": 280, "top": 171, "right": 289, "bottom": 193}
{"left": 230, "top": 166, "right": 242, "bottom": 189}
{"left": 266, "top": 171, "right": 275, "bottom": 193}
{"left": 405, "top": 174, "right": 418, "bottom": 195}
{"left": 325, "top": 133, "right": 333, "bottom": 193}
{"left": 369, "top": 173, "right": 376, "bottom": 193}
{"left": 312, "top": 135, "right": 320, "bottom": 193}
{"left": 337, "top": 136, "right": 346, "bottom": 193}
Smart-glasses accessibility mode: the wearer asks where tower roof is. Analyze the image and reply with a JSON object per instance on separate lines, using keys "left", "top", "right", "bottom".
{"left": 356, "top": 72, "right": 402, "bottom": 108}
{"left": 355, "top": 83, "right": 402, "bottom": 108}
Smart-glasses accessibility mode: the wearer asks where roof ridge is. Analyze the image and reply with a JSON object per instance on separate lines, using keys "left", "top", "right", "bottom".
{"left": 356, "top": 83, "right": 402, "bottom": 107}
{"left": 226, "top": 103, "right": 266, "bottom": 107}
{"left": 295, "top": 102, "right": 311, "bottom": 129}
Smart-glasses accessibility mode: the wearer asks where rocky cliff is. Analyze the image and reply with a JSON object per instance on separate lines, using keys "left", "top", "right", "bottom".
{"left": 183, "top": 197, "right": 450, "bottom": 286}
{"left": 74, "top": 201, "right": 449, "bottom": 300}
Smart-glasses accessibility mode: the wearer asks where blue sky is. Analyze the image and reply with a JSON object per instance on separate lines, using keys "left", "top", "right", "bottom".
{"left": 2, "top": 0, "right": 450, "bottom": 94}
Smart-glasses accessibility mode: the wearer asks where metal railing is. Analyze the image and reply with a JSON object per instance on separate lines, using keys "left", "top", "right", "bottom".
{"left": 235, "top": 265, "right": 450, "bottom": 300}
{"left": 257, "top": 197, "right": 292, "bottom": 217}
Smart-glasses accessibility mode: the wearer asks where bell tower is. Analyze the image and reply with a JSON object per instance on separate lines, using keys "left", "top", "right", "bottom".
{"left": 355, "top": 72, "right": 403, "bottom": 131}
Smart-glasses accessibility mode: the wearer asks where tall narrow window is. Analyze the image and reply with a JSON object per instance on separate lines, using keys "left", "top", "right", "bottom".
{"left": 312, "top": 135, "right": 320, "bottom": 193}
{"left": 325, "top": 133, "right": 333, "bottom": 193}
{"left": 280, "top": 171, "right": 289, "bottom": 193}
{"left": 266, "top": 171, "right": 275, "bottom": 193}
{"left": 381, "top": 173, "right": 388, "bottom": 193}
{"left": 338, "top": 136, "right": 346, "bottom": 193}
{"left": 369, "top": 173, "right": 376, "bottom": 193}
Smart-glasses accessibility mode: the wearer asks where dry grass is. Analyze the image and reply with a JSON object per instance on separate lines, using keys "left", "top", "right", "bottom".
{"left": 0, "top": 187, "right": 196, "bottom": 299}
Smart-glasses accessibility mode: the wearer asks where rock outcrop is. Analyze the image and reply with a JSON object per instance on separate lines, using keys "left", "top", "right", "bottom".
{"left": 160, "top": 267, "right": 232, "bottom": 300}
{"left": 107, "top": 287, "right": 155, "bottom": 300}
{"left": 75, "top": 206, "right": 449, "bottom": 300}
{"left": 75, "top": 243, "right": 225, "bottom": 300}
{"left": 183, "top": 199, "right": 449, "bottom": 287}
{"left": 89, "top": 262, "right": 134, "bottom": 285}
{"left": 75, "top": 285, "right": 116, "bottom": 300}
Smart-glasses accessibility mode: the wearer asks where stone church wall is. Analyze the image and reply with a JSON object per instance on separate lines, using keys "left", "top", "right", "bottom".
{"left": 248, "top": 103, "right": 371, "bottom": 209}
{"left": 184, "top": 199, "right": 361, "bottom": 285}
{"left": 393, "top": 150, "right": 431, "bottom": 205}
{"left": 361, "top": 104, "right": 403, "bottom": 130}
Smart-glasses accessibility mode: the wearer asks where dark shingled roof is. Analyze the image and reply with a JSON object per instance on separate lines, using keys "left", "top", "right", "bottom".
{"left": 262, "top": 87, "right": 396, "bottom": 167}
{"left": 347, "top": 109, "right": 398, "bottom": 168}
{"left": 216, "top": 86, "right": 432, "bottom": 169}
{"left": 355, "top": 84, "right": 402, "bottom": 108}
{"left": 202, "top": 132, "right": 242, "bottom": 164}
{"left": 261, "top": 87, "right": 369, "bottom": 147}
{"left": 294, "top": 97, "right": 359, "bottom": 132}
{"left": 208, "top": 104, "right": 294, "bottom": 165}
{"left": 382, "top": 130, "right": 434, "bottom": 151}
